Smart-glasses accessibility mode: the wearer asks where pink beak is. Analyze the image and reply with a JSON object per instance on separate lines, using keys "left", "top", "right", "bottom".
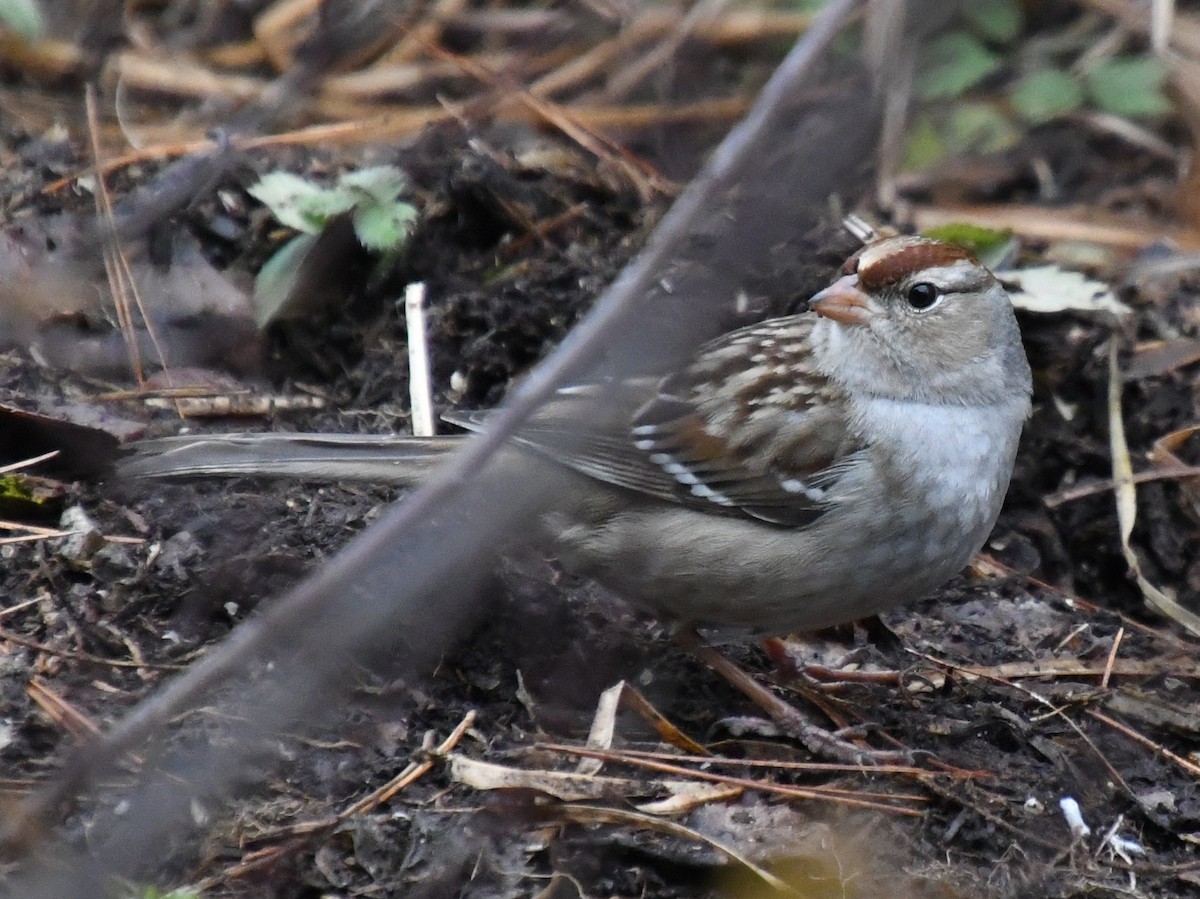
{"left": 810, "top": 275, "right": 872, "bottom": 326}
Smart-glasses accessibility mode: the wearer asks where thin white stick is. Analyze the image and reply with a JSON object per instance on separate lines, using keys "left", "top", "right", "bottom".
{"left": 1151, "top": 0, "right": 1174, "bottom": 55}
{"left": 404, "top": 282, "right": 435, "bottom": 437}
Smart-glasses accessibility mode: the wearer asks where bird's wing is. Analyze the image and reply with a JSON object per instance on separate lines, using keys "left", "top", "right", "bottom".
{"left": 453, "top": 316, "right": 865, "bottom": 527}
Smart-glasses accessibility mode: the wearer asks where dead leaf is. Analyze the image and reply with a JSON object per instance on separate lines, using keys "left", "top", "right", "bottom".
{"left": 1107, "top": 341, "right": 1200, "bottom": 636}
{"left": 1001, "top": 265, "right": 1129, "bottom": 317}
{"left": 449, "top": 753, "right": 686, "bottom": 803}
{"left": 1149, "top": 425, "right": 1200, "bottom": 518}
{"left": 0, "top": 404, "right": 121, "bottom": 480}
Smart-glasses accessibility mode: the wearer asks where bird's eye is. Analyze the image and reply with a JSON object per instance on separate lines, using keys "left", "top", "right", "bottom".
{"left": 905, "top": 282, "right": 941, "bottom": 310}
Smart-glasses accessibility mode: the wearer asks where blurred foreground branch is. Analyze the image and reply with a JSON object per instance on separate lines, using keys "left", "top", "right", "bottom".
{"left": 1, "top": 0, "right": 882, "bottom": 893}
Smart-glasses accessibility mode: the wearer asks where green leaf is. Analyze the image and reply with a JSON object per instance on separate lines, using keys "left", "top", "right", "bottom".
{"left": 901, "top": 114, "right": 947, "bottom": 171}
{"left": 252, "top": 166, "right": 416, "bottom": 253}
{"left": 0, "top": 474, "right": 34, "bottom": 500}
{"left": 921, "top": 223, "right": 1015, "bottom": 269}
{"left": 945, "top": 101, "right": 1020, "bottom": 154}
{"left": 248, "top": 172, "right": 327, "bottom": 233}
{"left": 1086, "top": 56, "right": 1172, "bottom": 118}
{"left": 352, "top": 200, "right": 418, "bottom": 253}
{"left": 0, "top": 473, "right": 50, "bottom": 520}
{"left": 0, "top": 0, "right": 43, "bottom": 42}
{"left": 292, "top": 185, "right": 358, "bottom": 229}
{"left": 1011, "top": 69, "right": 1083, "bottom": 123}
{"left": 339, "top": 165, "right": 409, "bottom": 203}
{"left": 915, "top": 32, "right": 1002, "bottom": 100}
{"left": 961, "top": 0, "right": 1022, "bottom": 43}
{"left": 252, "top": 233, "right": 316, "bottom": 326}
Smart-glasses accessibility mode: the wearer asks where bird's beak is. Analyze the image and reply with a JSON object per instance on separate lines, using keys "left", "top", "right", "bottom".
{"left": 809, "top": 275, "right": 872, "bottom": 326}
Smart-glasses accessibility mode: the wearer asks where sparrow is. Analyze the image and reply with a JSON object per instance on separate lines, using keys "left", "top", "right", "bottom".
{"left": 119, "top": 235, "right": 1032, "bottom": 637}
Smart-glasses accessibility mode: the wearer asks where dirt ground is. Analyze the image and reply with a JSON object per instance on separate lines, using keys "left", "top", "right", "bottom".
{"left": 3, "top": 4, "right": 1200, "bottom": 898}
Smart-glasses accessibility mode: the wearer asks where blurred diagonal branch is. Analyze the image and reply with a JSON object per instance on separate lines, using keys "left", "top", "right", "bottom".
{"left": 2, "top": 0, "right": 886, "bottom": 893}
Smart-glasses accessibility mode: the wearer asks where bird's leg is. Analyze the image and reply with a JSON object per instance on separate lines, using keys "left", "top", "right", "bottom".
{"left": 672, "top": 629, "right": 918, "bottom": 765}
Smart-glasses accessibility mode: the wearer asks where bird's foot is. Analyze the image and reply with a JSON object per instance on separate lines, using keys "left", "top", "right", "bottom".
{"left": 676, "top": 629, "right": 928, "bottom": 766}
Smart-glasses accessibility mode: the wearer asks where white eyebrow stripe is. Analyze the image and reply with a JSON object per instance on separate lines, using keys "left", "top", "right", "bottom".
{"left": 914, "top": 260, "right": 985, "bottom": 289}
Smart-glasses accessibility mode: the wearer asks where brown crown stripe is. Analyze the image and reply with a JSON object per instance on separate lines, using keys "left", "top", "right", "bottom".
{"left": 857, "top": 240, "right": 973, "bottom": 292}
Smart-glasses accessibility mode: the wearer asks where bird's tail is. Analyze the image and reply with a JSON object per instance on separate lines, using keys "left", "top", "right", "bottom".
{"left": 116, "top": 432, "right": 462, "bottom": 483}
